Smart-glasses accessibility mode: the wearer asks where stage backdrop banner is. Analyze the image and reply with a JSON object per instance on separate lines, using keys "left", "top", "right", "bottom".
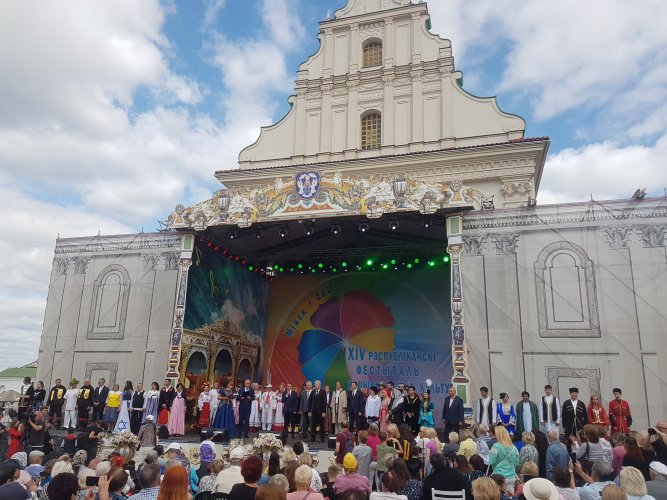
{"left": 183, "top": 241, "right": 269, "bottom": 389}
{"left": 266, "top": 268, "right": 452, "bottom": 411}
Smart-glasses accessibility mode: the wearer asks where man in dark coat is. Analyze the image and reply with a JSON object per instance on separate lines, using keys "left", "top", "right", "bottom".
{"left": 77, "top": 379, "right": 94, "bottom": 430}
{"left": 441, "top": 386, "right": 464, "bottom": 442}
{"left": 92, "top": 378, "right": 109, "bottom": 423}
{"left": 300, "top": 382, "right": 312, "bottom": 438}
{"left": 47, "top": 378, "right": 66, "bottom": 428}
{"left": 237, "top": 379, "right": 254, "bottom": 438}
{"left": 281, "top": 383, "right": 298, "bottom": 440}
{"left": 130, "top": 383, "right": 146, "bottom": 434}
{"left": 561, "top": 387, "right": 587, "bottom": 437}
{"left": 347, "top": 381, "right": 364, "bottom": 433}
{"left": 309, "top": 380, "right": 327, "bottom": 443}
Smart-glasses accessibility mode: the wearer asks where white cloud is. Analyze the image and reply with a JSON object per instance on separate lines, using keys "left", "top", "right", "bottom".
{"left": 260, "top": 0, "right": 306, "bottom": 51}
{"left": 427, "top": 0, "right": 667, "bottom": 129}
{"left": 538, "top": 133, "right": 667, "bottom": 204}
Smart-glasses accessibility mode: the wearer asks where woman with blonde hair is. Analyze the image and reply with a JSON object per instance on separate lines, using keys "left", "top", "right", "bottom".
{"left": 602, "top": 484, "right": 630, "bottom": 499}
{"left": 471, "top": 476, "right": 501, "bottom": 500}
{"left": 488, "top": 425, "right": 519, "bottom": 494}
{"left": 619, "top": 466, "right": 656, "bottom": 500}
{"left": 286, "top": 465, "right": 325, "bottom": 500}
{"left": 298, "top": 452, "right": 322, "bottom": 492}
{"left": 519, "top": 431, "right": 538, "bottom": 470}
{"left": 386, "top": 423, "right": 404, "bottom": 455}
{"left": 424, "top": 427, "right": 442, "bottom": 453}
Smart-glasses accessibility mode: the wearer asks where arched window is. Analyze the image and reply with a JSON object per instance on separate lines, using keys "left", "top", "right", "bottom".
{"left": 361, "top": 112, "right": 382, "bottom": 150}
{"left": 87, "top": 264, "right": 131, "bottom": 339}
{"left": 362, "top": 40, "right": 382, "bottom": 67}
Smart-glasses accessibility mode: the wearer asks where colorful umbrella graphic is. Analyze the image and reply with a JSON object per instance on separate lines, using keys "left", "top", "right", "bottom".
{"left": 297, "top": 290, "right": 395, "bottom": 386}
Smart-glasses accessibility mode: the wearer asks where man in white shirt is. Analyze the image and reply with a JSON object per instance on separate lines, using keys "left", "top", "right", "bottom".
{"left": 540, "top": 384, "right": 561, "bottom": 433}
{"left": 261, "top": 384, "right": 276, "bottom": 431}
{"left": 214, "top": 447, "right": 245, "bottom": 493}
{"left": 63, "top": 380, "right": 79, "bottom": 429}
{"left": 209, "top": 381, "right": 220, "bottom": 425}
{"left": 476, "top": 386, "right": 496, "bottom": 427}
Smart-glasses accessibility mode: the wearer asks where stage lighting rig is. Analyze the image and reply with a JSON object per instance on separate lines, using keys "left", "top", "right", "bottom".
{"left": 304, "top": 223, "right": 315, "bottom": 236}
{"left": 331, "top": 224, "right": 342, "bottom": 235}
{"left": 279, "top": 226, "right": 289, "bottom": 238}
{"left": 358, "top": 222, "right": 369, "bottom": 233}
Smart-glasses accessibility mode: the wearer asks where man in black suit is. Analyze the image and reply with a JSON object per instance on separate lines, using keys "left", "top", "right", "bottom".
{"left": 442, "top": 386, "right": 465, "bottom": 442}
{"left": 561, "top": 387, "right": 588, "bottom": 437}
{"left": 347, "top": 381, "right": 364, "bottom": 433}
{"left": 238, "top": 379, "right": 255, "bottom": 438}
{"left": 281, "top": 383, "right": 298, "bottom": 440}
{"left": 309, "top": 380, "right": 327, "bottom": 443}
{"left": 92, "top": 378, "right": 109, "bottom": 423}
{"left": 300, "top": 381, "right": 312, "bottom": 438}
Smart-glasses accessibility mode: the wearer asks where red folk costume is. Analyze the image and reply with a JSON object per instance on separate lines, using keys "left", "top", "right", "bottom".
{"left": 587, "top": 398, "right": 610, "bottom": 428}
{"left": 609, "top": 398, "right": 632, "bottom": 436}
{"left": 7, "top": 427, "right": 23, "bottom": 457}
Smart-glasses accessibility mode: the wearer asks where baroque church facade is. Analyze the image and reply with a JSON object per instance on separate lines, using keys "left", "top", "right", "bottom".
{"left": 37, "top": 0, "right": 667, "bottom": 426}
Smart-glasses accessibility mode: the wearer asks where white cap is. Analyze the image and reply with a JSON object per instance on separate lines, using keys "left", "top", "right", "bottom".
{"left": 146, "top": 415, "right": 154, "bottom": 421}
{"left": 265, "top": 384, "right": 272, "bottom": 388}
{"left": 229, "top": 447, "right": 245, "bottom": 461}
{"left": 166, "top": 443, "right": 182, "bottom": 452}
{"left": 650, "top": 461, "right": 667, "bottom": 477}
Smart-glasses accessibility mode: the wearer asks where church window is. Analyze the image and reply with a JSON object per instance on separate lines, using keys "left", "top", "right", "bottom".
{"left": 363, "top": 41, "right": 383, "bottom": 67}
{"left": 361, "top": 112, "right": 382, "bottom": 150}
{"left": 87, "top": 264, "right": 131, "bottom": 339}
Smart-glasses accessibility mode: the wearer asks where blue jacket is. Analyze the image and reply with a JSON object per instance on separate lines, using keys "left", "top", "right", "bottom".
{"left": 545, "top": 441, "right": 569, "bottom": 480}
{"left": 442, "top": 395, "right": 465, "bottom": 424}
{"left": 238, "top": 387, "right": 254, "bottom": 410}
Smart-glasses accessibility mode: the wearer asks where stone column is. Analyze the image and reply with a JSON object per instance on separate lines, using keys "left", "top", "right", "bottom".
{"left": 349, "top": 23, "right": 360, "bottom": 71}
{"left": 447, "top": 215, "right": 471, "bottom": 408}
{"left": 165, "top": 233, "right": 195, "bottom": 380}
{"left": 383, "top": 17, "right": 394, "bottom": 67}
{"left": 321, "top": 83, "right": 333, "bottom": 152}
{"left": 294, "top": 88, "right": 307, "bottom": 156}
{"left": 346, "top": 79, "right": 359, "bottom": 152}
{"left": 382, "top": 73, "right": 395, "bottom": 147}
{"left": 411, "top": 68, "right": 424, "bottom": 143}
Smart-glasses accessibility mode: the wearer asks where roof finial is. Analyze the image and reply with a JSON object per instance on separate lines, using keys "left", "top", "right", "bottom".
{"left": 326, "top": 9, "right": 331, "bottom": 20}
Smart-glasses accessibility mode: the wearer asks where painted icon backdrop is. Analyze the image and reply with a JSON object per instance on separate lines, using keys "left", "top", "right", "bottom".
{"left": 265, "top": 268, "right": 453, "bottom": 411}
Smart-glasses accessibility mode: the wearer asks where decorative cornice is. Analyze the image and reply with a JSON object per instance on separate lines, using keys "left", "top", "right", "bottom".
{"left": 601, "top": 227, "right": 632, "bottom": 249}
{"left": 55, "top": 233, "right": 181, "bottom": 255}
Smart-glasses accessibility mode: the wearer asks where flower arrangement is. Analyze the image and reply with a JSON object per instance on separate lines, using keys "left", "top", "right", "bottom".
{"left": 110, "top": 431, "right": 140, "bottom": 449}
{"left": 252, "top": 433, "right": 283, "bottom": 454}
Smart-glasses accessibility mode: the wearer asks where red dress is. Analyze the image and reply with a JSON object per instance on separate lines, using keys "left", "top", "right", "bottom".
{"left": 8, "top": 428, "right": 23, "bottom": 457}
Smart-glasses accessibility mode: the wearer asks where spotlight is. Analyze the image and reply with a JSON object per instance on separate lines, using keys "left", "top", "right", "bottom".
{"left": 389, "top": 220, "right": 399, "bottom": 230}
{"left": 266, "top": 266, "right": 275, "bottom": 277}
{"left": 443, "top": 255, "right": 450, "bottom": 263}
{"left": 421, "top": 218, "right": 432, "bottom": 228}
{"left": 331, "top": 224, "right": 342, "bottom": 235}
{"left": 279, "top": 226, "right": 289, "bottom": 238}
{"left": 255, "top": 230, "right": 264, "bottom": 239}
{"left": 305, "top": 224, "right": 314, "bottom": 236}
{"left": 359, "top": 222, "right": 369, "bottom": 233}
{"left": 229, "top": 230, "right": 237, "bottom": 239}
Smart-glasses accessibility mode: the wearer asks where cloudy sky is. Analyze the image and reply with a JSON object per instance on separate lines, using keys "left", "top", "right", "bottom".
{"left": 0, "top": 0, "right": 665, "bottom": 371}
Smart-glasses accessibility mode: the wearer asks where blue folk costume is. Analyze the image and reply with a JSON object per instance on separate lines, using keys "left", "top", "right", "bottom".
{"left": 419, "top": 399, "right": 435, "bottom": 428}
{"left": 212, "top": 388, "right": 236, "bottom": 438}
{"left": 496, "top": 400, "right": 517, "bottom": 435}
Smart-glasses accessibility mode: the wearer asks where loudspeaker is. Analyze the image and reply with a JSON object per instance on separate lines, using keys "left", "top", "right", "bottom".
{"left": 328, "top": 435, "right": 337, "bottom": 450}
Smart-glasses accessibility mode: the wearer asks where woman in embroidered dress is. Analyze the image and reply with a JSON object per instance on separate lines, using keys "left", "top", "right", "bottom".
{"left": 197, "top": 383, "right": 212, "bottom": 428}
{"left": 418, "top": 390, "right": 435, "bottom": 429}
{"left": 233, "top": 386, "right": 240, "bottom": 425}
{"left": 103, "top": 384, "right": 122, "bottom": 432}
{"left": 169, "top": 383, "right": 187, "bottom": 436}
{"left": 496, "top": 392, "right": 516, "bottom": 436}
{"left": 143, "top": 382, "right": 160, "bottom": 423}
{"left": 273, "top": 383, "right": 285, "bottom": 432}
{"left": 249, "top": 383, "right": 262, "bottom": 432}
{"left": 588, "top": 394, "right": 610, "bottom": 430}
{"left": 114, "top": 381, "right": 133, "bottom": 433}
{"left": 379, "top": 388, "right": 390, "bottom": 433}
{"left": 212, "top": 382, "right": 236, "bottom": 438}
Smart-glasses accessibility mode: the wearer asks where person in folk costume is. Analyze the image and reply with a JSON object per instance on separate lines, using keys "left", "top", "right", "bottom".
{"left": 211, "top": 382, "right": 235, "bottom": 438}
{"left": 197, "top": 383, "right": 212, "bottom": 428}
{"left": 260, "top": 384, "right": 276, "bottom": 431}
{"left": 379, "top": 387, "right": 390, "bottom": 432}
{"left": 515, "top": 391, "right": 540, "bottom": 435}
{"left": 143, "top": 382, "right": 160, "bottom": 423}
{"left": 169, "top": 383, "right": 187, "bottom": 436}
{"left": 47, "top": 378, "right": 67, "bottom": 428}
{"left": 561, "top": 387, "right": 587, "bottom": 438}
{"left": 209, "top": 381, "right": 220, "bottom": 426}
{"left": 114, "top": 380, "right": 133, "bottom": 434}
{"left": 129, "top": 383, "right": 145, "bottom": 434}
{"left": 588, "top": 393, "right": 610, "bottom": 429}
{"left": 418, "top": 389, "right": 435, "bottom": 429}
{"left": 104, "top": 384, "right": 122, "bottom": 432}
{"left": 77, "top": 378, "right": 94, "bottom": 430}
{"left": 539, "top": 384, "right": 561, "bottom": 433}
{"left": 402, "top": 386, "right": 421, "bottom": 435}
{"left": 476, "top": 386, "right": 497, "bottom": 428}
{"left": 273, "top": 383, "right": 286, "bottom": 432}
{"left": 496, "top": 392, "right": 517, "bottom": 436}
{"left": 330, "top": 381, "right": 348, "bottom": 435}
{"left": 249, "top": 383, "right": 262, "bottom": 432}
{"left": 158, "top": 378, "right": 176, "bottom": 426}
{"left": 608, "top": 388, "right": 632, "bottom": 436}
